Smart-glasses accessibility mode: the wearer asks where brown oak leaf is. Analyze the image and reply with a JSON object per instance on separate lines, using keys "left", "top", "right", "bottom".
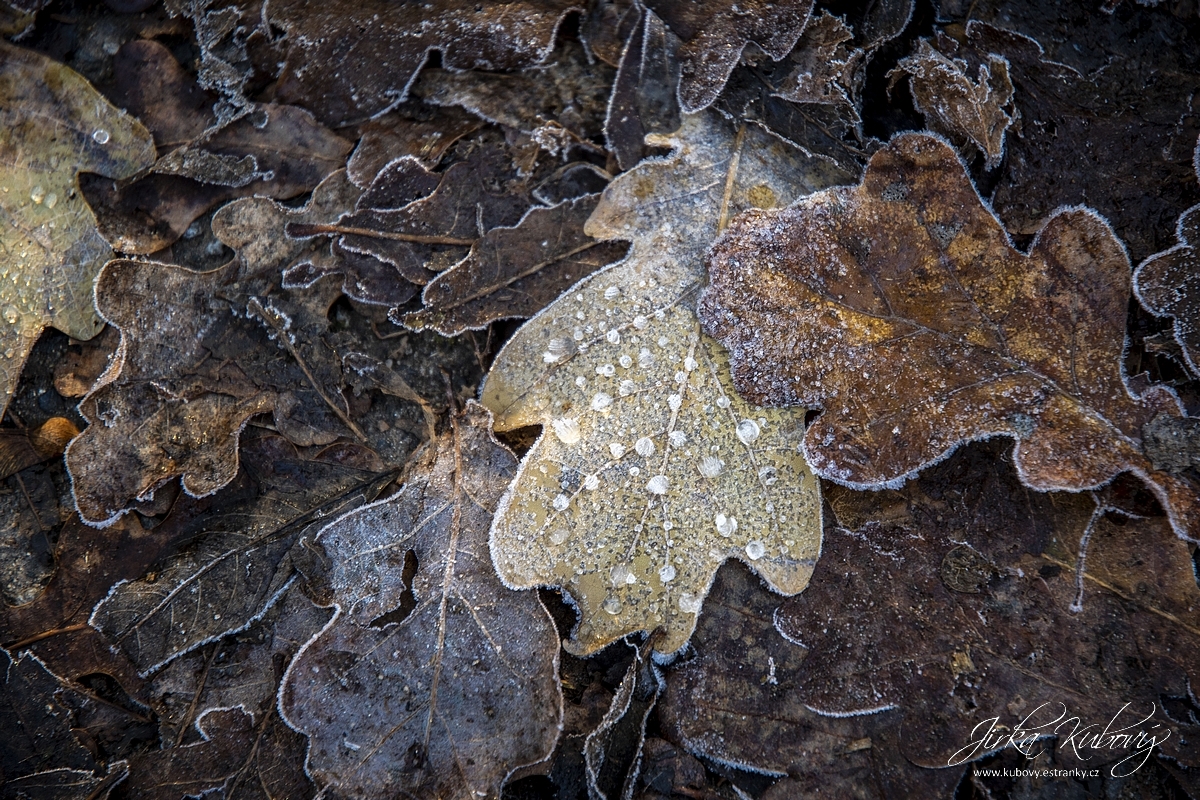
{"left": 280, "top": 402, "right": 563, "bottom": 800}
{"left": 700, "top": 132, "right": 1200, "bottom": 541}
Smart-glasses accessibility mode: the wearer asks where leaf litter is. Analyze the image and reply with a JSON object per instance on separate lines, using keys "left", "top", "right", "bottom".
{"left": 3, "top": 3, "right": 1200, "bottom": 798}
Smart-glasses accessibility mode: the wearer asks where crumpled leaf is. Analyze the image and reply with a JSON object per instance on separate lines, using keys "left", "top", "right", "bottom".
{"left": 89, "top": 433, "right": 393, "bottom": 675}
{"left": 346, "top": 103, "right": 484, "bottom": 188}
{"left": 412, "top": 41, "right": 613, "bottom": 155}
{"left": 269, "top": 0, "right": 583, "bottom": 126}
{"left": 772, "top": 440, "right": 1200, "bottom": 774}
{"left": 773, "top": 11, "right": 863, "bottom": 113}
{"left": 83, "top": 39, "right": 351, "bottom": 254}
{"left": 584, "top": 640, "right": 662, "bottom": 800}
{"left": 657, "top": 561, "right": 964, "bottom": 797}
{"left": 0, "top": 40, "right": 155, "bottom": 418}
{"left": 1135, "top": 202, "right": 1200, "bottom": 378}
{"left": 644, "top": 0, "right": 814, "bottom": 113}
{"left": 280, "top": 402, "right": 563, "bottom": 800}
{"left": 65, "top": 170, "right": 454, "bottom": 525}
{"left": 480, "top": 113, "right": 838, "bottom": 656}
{"left": 0, "top": 647, "right": 116, "bottom": 799}
{"left": 891, "top": 37, "right": 1014, "bottom": 168}
{"left": 700, "top": 132, "right": 1200, "bottom": 542}
{"left": 949, "top": 20, "right": 1200, "bottom": 263}
{"left": 403, "top": 193, "right": 629, "bottom": 336}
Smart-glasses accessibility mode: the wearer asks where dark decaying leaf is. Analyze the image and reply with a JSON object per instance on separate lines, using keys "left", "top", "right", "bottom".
{"left": 65, "top": 170, "right": 455, "bottom": 525}
{"left": 890, "top": 37, "right": 1014, "bottom": 169}
{"left": 412, "top": 41, "right": 613, "bottom": 155}
{"left": 0, "top": 417, "right": 78, "bottom": 481}
{"left": 345, "top": 103, "right": 484, "bottom": 188}
{"left": 773, "top": 11, "right": 863, "bottom": 113}
{"left": 402, "top": 193, "right": 628, "bottom": 336}
{"left": 88, "top": 433, "right": 394, "bottom": 676}
{"left": 83, "top": 39, "right": 351, "bottom": 255}
{"left": 603, "top": 4, "right": 681, "bottom": 171}
{"left": 772, "top": 440, "right": 1200, "bottom": 776}
{"left": 0, "top": 647, "right": 116, "bottom": 799}
{"left": 584, "top": 639, "right": 662, "bottom": 800}
{"left": 644, "top": 0, "right": 814, "bottom": 114}
{"left": 280, "top": 402, "right": 562, "bottom": 799}
{"left": 1135, "top": 203, "right": 1200, "bottom": 379}
{"left": 269, "top": 0, "right": 583, "bottom": 126}
{"left": 948, "top": 19, "right": 1200, "bottom": 263}
{"left": 700, "top": 132, "right": 1200, "bottom": 542}
{"left": 657, "top": 561, "right": 964, "bottom": 797}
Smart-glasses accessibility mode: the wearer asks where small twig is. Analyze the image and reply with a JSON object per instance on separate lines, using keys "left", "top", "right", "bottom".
{"left": 291, "top": 222, "right": 476, "bottom": 247}
{"left": 6, "top": 622, "right": 89, "bottom": 650}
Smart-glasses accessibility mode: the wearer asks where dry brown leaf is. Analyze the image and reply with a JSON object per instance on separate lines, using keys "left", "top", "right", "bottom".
{"left": 403, "top": 193, "right": 629, "bottom": 336}
{"left": 0, "top": 40, "right": 155, "bottom": 418}
{"left": 891, "top": 37, "right": 1014, "bottom": 168}
{"left": 1135, "top": 202, "right": 1200, "bottom": 378}
{"left": 346, "top": 103, "right": 484, "bottom": 188}
{"left": 700, "top": 132, "right": 1200, "bottom": 542}
{"left": 480, "top": 113, "right": 840, "bottom": 656}
{"left": 603, "top": 4, "right": 681, "bottom": 171}
{"left": 280, "top": 402, "right": 563, "bottom": 800}
{"left": 774, "top": 11, "right": 863, "bottom": 113}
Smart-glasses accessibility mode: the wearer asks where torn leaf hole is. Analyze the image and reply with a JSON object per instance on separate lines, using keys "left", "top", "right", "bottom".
{"left": 368, "top": 548, "right": 418, "bottom": 628}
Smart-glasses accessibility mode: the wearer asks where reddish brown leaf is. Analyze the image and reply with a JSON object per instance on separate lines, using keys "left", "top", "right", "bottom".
{"left": 345, "top": 104, "right": 484, "bottom": 188}
{"left": 700, "top": 132, "right": 1200, "bottom": 541}
{"left": 1135, "top": 203, "right": 1200, "bottom": 378}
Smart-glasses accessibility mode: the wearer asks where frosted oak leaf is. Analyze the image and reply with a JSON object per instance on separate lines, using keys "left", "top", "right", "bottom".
{"left": 481, "top": 113, "right": 840, "bottom": 655}
{"left": 701, "top": 132, "right": 1200, "bottom": 542}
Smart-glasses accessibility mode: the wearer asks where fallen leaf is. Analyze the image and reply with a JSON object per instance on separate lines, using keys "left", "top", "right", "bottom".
{"left": 412, "top": 41, "right": 613, "bottom": 155}
{"left": 403, "top": 193, "right": 629, "bottom": 336}
{"left": 65, "top": 170, "right": 457, "bottom": 525}
{"left": 891, "top": 37, "right": 1014, "bottom": 168}
{"left": 0, "top": 40, "right": 155, "bottom": 418}
{"left": 480, "top": 113, "right": 837, "bottom": 656}
{"left": 603, "top": 3, "right": 681, "bottom": 170}
{"left": 584, "top": 639, "right": 662, "bottom": 800}
{"left": 773, "top": 11, "right": 863, "bottom": 113}
{"left": 280, "top": 402, "right": 563, "bottom": 800}
{"left": 773, "top": 440, "right": 1200, "bottom": 774}
{"left": 657, "top": 561, "right": 964, "bottom": 797}
{"left": 1135, "top": 202, "right": 1200, "bottom": 378}
{"left": 89, "top": 433, "right": 394, "bottom": 675}
{"left": 269, "top": 0, "right": 584, "bottom": 126}
{"left": 346, "top": 103, "right": 484, "bottom": 188}
{"left": 83, "top": 39, "right": 351, "bottom": 254}
{"left": 700, "top": 132, "right": 1200, "bottom": 542}
{"left": 645, "top": 0, "right": 814, "bottom": 113}
{"left": 0, "top": 416, "right": 78, "bottom": 481}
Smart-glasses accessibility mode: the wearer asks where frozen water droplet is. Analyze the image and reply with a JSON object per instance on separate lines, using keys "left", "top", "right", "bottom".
{"left": 658, "top": 336, "right": 669, "bottom": 347}
{"left": 609, "top": 442, "right": 626, "bottom": 458}
{"left": 633, "top": 315, "right": 649, "bottom": 329}
{"left": 584, "top": 474, "right": 600, "bottom": 491}
{"left": 659, "top": 564, "right": 676, "bottom": 582}
{"left": 603, "top": 596, "right": 622, "bottom": 615}
{"left": 668, "top": 394, "right": 682, "bottom": 411}
{"left": 552, "top": 418, "right": 581, "bottom": 444}
{"left": 698, "top": 456, "right": 724, "bottom": 478}
{"left": 745, "top": 540, "right": 766, "bottom": 560}
{"left": 679, "top": 592, "right": 702, "bottom": 613}
{"left": 597, "top": 363, "right": 616, "bottom": 377}
{"left": 674, "top": 371, "right": 686, "bottom": 384}
{"left": 716, "top": 396, "right": 731, "bottom": 409}
{"left": 92, "top": 128, "right": 110, "bottom": 144}
{"left": 619, "top": 354, "right": 633, "bottom": 369}
{"left": 618, "top": 379, "right": 636, "bottom": 396}
{"left": 44, "top": 192, "right": 57, "bottom": 209}
{"left": 669, "top": 431, "right": 687, "bottom": 447}
{"left": 552, "top": 494, "right": 570, "bottom": 512}
{"left": 2, "top": 305, "right": 18, "bottom": 325}
{"left": 575, "top": 376, "right": 587, "bottom": 388}
{"left": 758, "top": 466, "right": 778, "bottom": 485}
{"left": 573, "top": 329, "right": 584, "bottom": 341}
{"left": 635, "top": 437, "right": 655, "bottom": 457}
{"left": 30, "top": 185, "right": 45, "bottom": 204}
{"left": 638, "top": 348, "right": 655, "bottom": 369}
{"left": 715, "top": 514, "right": 738, "bottom": 537}
{"left": 736, "top": 419, "right": 761, "bottom": 444}
{"left": 591, "top": 392, "right": 613, "bottom": 412}
{"left": 550, "top": 529, "right": 570, "bottom": 545}
{"left": 604, "top": 286, "right": 620, "bottom": 300}
{"left": 606, "top": 329, "right": 620, "bottom": 344}
{"left": 544, "top": 337, "right": 574, "bottom": 363}
{"left": 630, "top": 466, "right": 641, "bottom": 477}
{"left": 646, "top": 475, "right": 669, "bottom": 494}
{"left": 684, "top": 356, "right": 698, "bottom": 371}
